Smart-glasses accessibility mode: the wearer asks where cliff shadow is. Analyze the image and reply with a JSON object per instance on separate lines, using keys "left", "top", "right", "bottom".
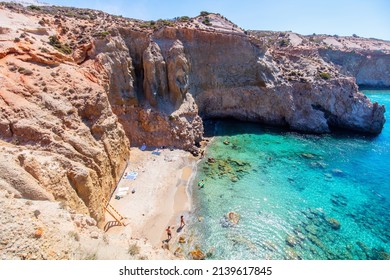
{"left": 203, "top": 118, "right": 289, "bottom": 137}
{"left": 203, "top": 118, "right": 380, "bottom": 142}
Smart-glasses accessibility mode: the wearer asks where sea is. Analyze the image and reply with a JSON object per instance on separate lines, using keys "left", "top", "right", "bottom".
{"left": 188, "top": 90, "right": 390, "bottom": 260}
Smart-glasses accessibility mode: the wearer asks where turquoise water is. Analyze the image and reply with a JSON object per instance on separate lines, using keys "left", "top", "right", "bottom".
{"left": 189, "top": 90, "right": 390, "bottom": 260}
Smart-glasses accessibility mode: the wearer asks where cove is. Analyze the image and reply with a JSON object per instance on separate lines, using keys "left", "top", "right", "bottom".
{"left": 189, "top": 90, "right": 390, "bottom": 260}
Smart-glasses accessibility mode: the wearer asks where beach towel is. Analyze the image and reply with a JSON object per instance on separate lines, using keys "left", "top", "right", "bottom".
{"left": 152, "top": 149, "right": 161, "bottom": 155}
{"left": 124, "top": 172, "right": 138, "bottom": 180}
{"left": 118, "top": 187, "right": 130, "bottom": 192}
{"left": 140, "top": 144, "right": 146, "bottom": 151}
{"left": 116, "top": 190, "right": 127, "bottom": 198}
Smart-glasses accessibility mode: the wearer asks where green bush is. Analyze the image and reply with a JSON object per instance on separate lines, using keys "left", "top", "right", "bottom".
{"left": 319, "top": 72, "right": 331, "bottom": 80}
{"left": 154, "top": 19, "right": 174, "bottom": 27}
{"left": 179, "top": 16, "right": 190, "bottom": 22}
{"left": 48, "top": 36, "right": 72, "bottom": 55}
{"left": 202, "top": 17, "right": 212, "bottom": 26}
{"left": 279, "top": 39, "right": 289, "bottom": 47}
{"left": 200, "top": 11, "right": 210, "bottom": 16}
{"left": 28, "top": 5, "right": 41, "bottom": 11}
{"left": 93, "top": 31, "right": 110, "bottom": 38}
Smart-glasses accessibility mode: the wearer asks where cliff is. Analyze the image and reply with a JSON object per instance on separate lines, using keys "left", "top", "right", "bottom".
{"left": 0, "top": 4, "right": 388, "bottom": 259}
{"left": 249, "top": 30, "right": 390, "bottom": 88}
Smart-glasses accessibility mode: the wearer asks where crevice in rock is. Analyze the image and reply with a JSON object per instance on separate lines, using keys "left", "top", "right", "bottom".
{"left": 311, "top": 104, "right": 337, "bottom": 128}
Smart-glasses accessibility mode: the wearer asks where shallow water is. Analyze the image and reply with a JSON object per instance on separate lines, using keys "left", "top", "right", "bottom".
{"left": 189, "top": 90, "right": 390, "bottom": 260}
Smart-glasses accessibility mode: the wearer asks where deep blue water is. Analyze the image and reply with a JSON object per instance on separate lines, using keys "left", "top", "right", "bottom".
{"left": 188, "top": 90, "right": 390, "bottom": 260}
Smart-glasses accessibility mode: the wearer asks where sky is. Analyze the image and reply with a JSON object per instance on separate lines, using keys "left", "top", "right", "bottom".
{"left": 40, "top": 0, "right": 390, "bottom": 40}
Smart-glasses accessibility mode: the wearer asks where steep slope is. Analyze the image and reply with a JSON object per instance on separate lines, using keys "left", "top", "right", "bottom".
{"left": 0, "top": 6, "right": 129, "bottom": 225}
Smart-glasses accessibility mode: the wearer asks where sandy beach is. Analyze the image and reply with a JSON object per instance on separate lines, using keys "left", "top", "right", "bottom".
{"left": 105, "top": 147, "right": 197, "bottom": 250}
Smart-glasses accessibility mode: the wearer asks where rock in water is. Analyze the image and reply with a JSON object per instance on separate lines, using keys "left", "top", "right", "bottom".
{"left": 189, "top": 249, "right": 206, "bottom": 260}
{"left": 178, "top": 236, "right": 186, "bottom": 244}
{"left": 332, "top": 169, "right": 344, "bottom": 176}
{"left": 327, "top": 218, "right": 341, "bottom": 230}
{"left": 286, "top": 234, "right": 299, "bottom": 247}
{"left": 301, "top": 153, "right": 315, "bottom": 159}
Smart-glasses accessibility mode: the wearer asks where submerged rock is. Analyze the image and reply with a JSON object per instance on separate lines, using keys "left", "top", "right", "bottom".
{"left": 206, "top": 247, "right": 215, "bottom": 258}
{"left": 227, "top": 211, "right": 240, "bottom": 225}
{"left": 178, "top": 236, "right": 186, "bottom": 244}
{"left": 174, "top": 247, "right": 184, "bottom": 258}
{"left": 220, "top": 211, "right": 240, "bottom": 227}
{"left": 308, "top": 234, "right": 325, "bottom": 250}
{"left": 331, "top": 169, "right": 344, "bottom": 176}
{"left": 326, "top": 218, "right": 341, "bottom": 230}
{"left": 286, "top": 234, "right": 299, "bottom": 247}
{"left": 301, "top": 153, "right": 315, "bottom": 159}
{"left": 371, "top": 249, "right": 390, "bottom": 260}
{"left": 284, "top": 247, "right": 301, "bottom": 260}
{"left": 305, "top": 224, "right": 318, "bottom": 235}
{"left": 263, "top": 240, "right": 278, "bottom": 252}
{"left": 189, "top": 248, "right": 205, "bottom": 260}
{"left": 330, "top": 194, "right": 348, "bottom": 207}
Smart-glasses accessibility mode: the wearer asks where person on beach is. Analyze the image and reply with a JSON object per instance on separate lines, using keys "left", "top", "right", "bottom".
{"left": 180, "top": 215, "right": 185, "bottom": 228}
{"left": 166, "top": 226, "right": 172, "bottom": 241}
{"left": 198, "top": 179, "right": 205, "bottom": 189}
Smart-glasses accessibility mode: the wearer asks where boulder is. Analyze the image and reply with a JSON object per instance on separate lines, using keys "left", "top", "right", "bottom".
{"left": 327, "top": 218, "right": 341, "bottom": 230}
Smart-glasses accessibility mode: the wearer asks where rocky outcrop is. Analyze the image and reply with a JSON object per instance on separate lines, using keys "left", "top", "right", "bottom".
{"left": 319, "top": 49, "right": 390, "bottom": 88}
{"left": 0, "top": 8, "right": 130, "bottom": 225}
{"left": 143, "top": 41, "right": 168, "bottom": 106}
{"left": 167, "top": 40, "right": 190, "bottom": 106}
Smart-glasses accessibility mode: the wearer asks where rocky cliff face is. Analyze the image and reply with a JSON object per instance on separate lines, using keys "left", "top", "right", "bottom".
{"left": 0, "top": 4, "right": 388, "bottom": 258}
{"left": 0, "top": 5, "right": 130, "bottom": 226}
{"left": 319, "top": 49, "right": 390, "bottom": 88}
{"left": 249, "top": 30, "right": 390, "bottom": 88}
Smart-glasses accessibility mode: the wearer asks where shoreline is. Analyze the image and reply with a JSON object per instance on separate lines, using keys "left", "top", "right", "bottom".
{"left": 105, "top": 146, "right": 198, "bottom": 255}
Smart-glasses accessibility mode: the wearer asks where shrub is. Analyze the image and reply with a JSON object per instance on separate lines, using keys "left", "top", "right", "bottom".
{"left": 157, "top": 19, "right": 174, "bottom": 27}
{"left": 202, "top": 17, "right": 212, "bottom": 26}
{"left": 279, "top": 39, "right": 289, "bottom": 47}
{"left": 48, "top": 36, "right": 72, "bottom": 55}
{"left": 28, "top": 5, "right": 41, "bottom": 11}
{"left": 319, "top": 72, "right": 331, "bottom": 80}
{"left": 128, "top": 243, "right": 140, "bottom": 256}
{"left": 140, "top": 23, "right": 150, "bottom": 28}
{"left": 179, "top": 16, "right": 190, "bottom": 22}
{"left": 93, "top": 31, "right": 110, "bottom": 38}
{"left": 200, "top": 11, "right": 210, "bottom": 16}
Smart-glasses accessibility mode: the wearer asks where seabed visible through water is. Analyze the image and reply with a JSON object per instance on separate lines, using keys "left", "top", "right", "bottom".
{"left": 186, "top": 90, "right": 390, "bottom": 260}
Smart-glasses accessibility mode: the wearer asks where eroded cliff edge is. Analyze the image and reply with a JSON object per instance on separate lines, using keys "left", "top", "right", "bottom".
{"left": 0, "top": 4, "right": 388, "bottom": 259}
